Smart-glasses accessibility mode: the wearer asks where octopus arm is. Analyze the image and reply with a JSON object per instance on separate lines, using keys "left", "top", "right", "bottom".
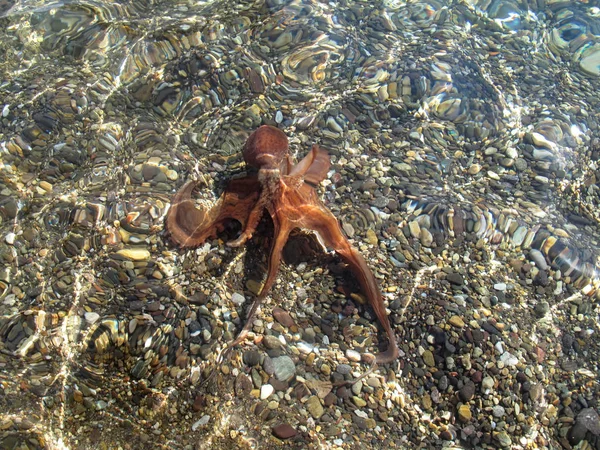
{"left": 165, "top": 177, "right": 260, "bottom": 248}
{"left": 295, "top": 189, "right": 399, "bottom": 363}
{"left": 289, "top": 144, "right": 331, "bottom": 185}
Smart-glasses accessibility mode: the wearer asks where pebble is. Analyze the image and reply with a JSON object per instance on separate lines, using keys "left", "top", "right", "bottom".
{"left": 495, "top": 431, "right": 512, "bottom": 447}
{"left": 468, "top": 164, "right": 481, "bottom": 175}
{"left": 534, "top": 301, "right": 550, "bottom": 318}
{"left": 408, "top": 220, "right": 421, "bottom": 238}
{"left": 481, "top": 376, "right": 495, "bottom": 392}
{"left": 352, "top": 396, "right": 366, "bottom": 407}
{"left": 458, "top": 404, "right": 472, "bottom": 422}
{"left": 336, "top": 364, "right": 351, "bottom": 375}
{"left": 446, "top": 273, "right": 464, "bottom": 286}
{"left": 570, "top": 408, "right": 600, "bottom": 444}
{"left": 305, "top": 395, "right": 324, "bottom": 419}
{"left": 231, "top": 293, "right": 245, "bottom": 305}
{"left": 84, "top": 312, "right": 100, "bottom": 324}
{"left": 529, "top": 249, "right": 548, "bottom": 270}
{"left": 423, "top": 350, "right": 435, "bottom": 367}
{"left": 116, "top": 248, "right": 150, "bottom": 261}
{"left": 262, "top": 335, "right": 282, "bottom": 349}
{"left": 272, "top": 355, "right": 296, "bottom": 381}
{"left": 272, "top": 423, "right": 297, "bottom": 440}
{"left": 365, "top": 228, "right": 378, "bottom": 245}
{"left": 493, "top": 282, "right": 507, "bottom": 291}
{"left": 243, "top": 350, "right": 261, "bottom": 366}
{"left": 260, "top": 384, "right": 274, "bottom": 400}
{"left": 459, "top": 381, "right": 475, "bottom": 402}
{"left": 499, "top": 352, "right": 519, "bottom": 366}
{"left": 345, "top": 349, "right": 361, "bottom": 362}
{"left": 191, "top": 415, "right": 210, "bottom": 431}
{"left": 354, "top": 409, "right": 368, "bottom": 419}
{"left": 529, "top": 383, "right": 543, "bottom": 402}
{"left": 420, "top": 228, "right": 433, "bottom": 247}
{"left": 448, "top": 315, "right": 465, "bottom": 328}
{"left": 273, "top": 307, "right": 295, "bottom": 328}
{"left": 491, "top": 405, "right": 505, "bottom": 419}
{"left": 5, "top": 232, "right": 15, "bottom": 245}
{"left": 487, "top": 170, "right": 500, "bottom": 180}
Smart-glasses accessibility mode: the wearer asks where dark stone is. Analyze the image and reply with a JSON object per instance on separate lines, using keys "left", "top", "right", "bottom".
{"left": 472, "top": 329, "right": 485, "bottom": 343}
{"left": 459, "top": 381, "right": 476, "bottom": 402}
{"left": 336, "top": 386, "right": 350, "bottom": 399}
{"left": 429, "top": 327, "right": 446, "bottom": 345}
{"left": 446, "top": 272, "right": 464, "bottom": 286}
{"left": 189, "top": 292, "right": 208, "bottom": 305}
{"left": 324, "top": 392, "right": 337, "bottom": 407}
{"left": 438, "top": 376, "right": 449, "bottom": 391}
{"left": 294, "top": 383, "right": 310, "bottom": 400}
{"left": 263, "top": 356, "right": 275, "bottom": 375}
{"left": 243, "top": 350, "right": 261, "bottom": 367}
{"left": 482, "top": 321, "right": 501, "bottom": 335}
{"left": 533, "top": 271, "right": 549, "bottom": 287}
{"left": 269, "top": 377, "right": 288, "bottom": 392}
{"left": 562, "top": 333, "right": 574, "bottom": 353}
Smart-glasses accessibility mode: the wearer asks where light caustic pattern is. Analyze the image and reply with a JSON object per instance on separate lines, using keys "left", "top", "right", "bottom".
{"left": 0, "top": 0, "right": 599, "bottom": 448}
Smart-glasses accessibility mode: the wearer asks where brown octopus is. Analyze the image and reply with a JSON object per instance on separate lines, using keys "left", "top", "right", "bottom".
{"left": 165, "top": 125, "right": 399, "bottom": 364}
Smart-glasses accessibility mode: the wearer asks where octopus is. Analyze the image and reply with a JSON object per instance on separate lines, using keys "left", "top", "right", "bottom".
{"left": 165, "top": 125, "right": 399, "bottom": 364}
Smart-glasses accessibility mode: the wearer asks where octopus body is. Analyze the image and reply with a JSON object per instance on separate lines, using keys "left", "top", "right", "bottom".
{"left": 166, "top": 125, "right": 399, "bottom": 364}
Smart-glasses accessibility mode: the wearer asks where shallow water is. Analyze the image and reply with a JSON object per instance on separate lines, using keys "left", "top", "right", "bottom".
{"left": 0, "top": 0, "right": 599, "bottom": 448}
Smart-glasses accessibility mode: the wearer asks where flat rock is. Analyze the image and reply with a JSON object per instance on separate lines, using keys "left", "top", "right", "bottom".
{"left": 459, "top": 381, "right": 475, "bottom": 402}
{"left": 447, "top": 273, "right": 464, "bottom": 286}
{"left": 272, "top": 307, "right": 295, "bottom": 328}
{"left": 449, "top": 315, "right": 465, "bottom": 328}
{"left": 116, "top": 248, "right": 150, "bottom": 261}
{"left": 305, "top": 395, "right": 324, "bottom": 419}
{"left": 272, "top": 355, "right": 296, "bottom": 381}
{"left": 458, "top": 404, "right": 472, "bottom": 422}
{"left": 272, "top": 423, "right": 297, "bottom": 440}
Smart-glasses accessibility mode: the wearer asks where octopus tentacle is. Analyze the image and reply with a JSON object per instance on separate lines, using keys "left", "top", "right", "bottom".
{"left": 227, "top": 190, "right": 267, "bottom": 248}
{"left": 166, "top": 177, "right": 260, "bottom": 248}
{"left": 259, "top": 218, "right": 292, "bottom": 297}
{"left": 219, "top": 220, "right": 292, "bottom": 357}
{"left": 289, "top": 144, "right": 330, "bottom": 184}
{"left": 297, "top": 200, "right": 400, "bottom": 364}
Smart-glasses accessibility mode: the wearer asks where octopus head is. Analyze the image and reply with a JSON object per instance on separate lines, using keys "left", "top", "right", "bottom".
{"left": 243, "top": 125, "right": 289, "bottom": 172}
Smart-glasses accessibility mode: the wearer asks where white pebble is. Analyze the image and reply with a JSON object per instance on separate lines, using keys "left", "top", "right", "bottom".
{"left": 5, "top": 232, "right": 15, "bottom": 245}
{"left": 231, "top": 292, "right": 245, "bottom": 305}
{"left": 191, "top": 415, "right": 210, "bottom": 431}
{"left": 260, "top": 384, "right": 274, "bottom": 400}
{"left": 2, "top": 104, "right": 9, "bottom": 117}
{"left": 499, "top": 351, "right": 519, "bottom": 366}
{"left": 493, "top": 283, "right": 507, "bottom": 291}
{"left": 84, "top": 312, "right": 100, "bottom": 324}
{"left": 354, "top": 409, "right": 368, "bottom": 419}
{"left": 345, "top": 349, "right": 361, "bottom": 362}
{"left": 3, "top": 294, "right": 16, "bottom": 306}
